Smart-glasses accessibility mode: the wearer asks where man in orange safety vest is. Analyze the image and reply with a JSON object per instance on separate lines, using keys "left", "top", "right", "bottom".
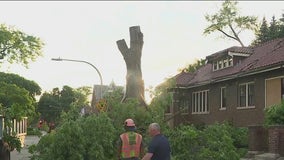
{"left": 118, "top": 118, "right": 144, "bottom": 160}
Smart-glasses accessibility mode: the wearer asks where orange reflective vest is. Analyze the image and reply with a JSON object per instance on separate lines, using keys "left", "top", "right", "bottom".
{"left": 120, "top": 132, "right": 142, "bottom": 158}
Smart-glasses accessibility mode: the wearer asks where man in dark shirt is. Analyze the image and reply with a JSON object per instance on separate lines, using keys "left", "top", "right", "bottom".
{"left": 142, "top": 123, "right": 171, "bottom": 160}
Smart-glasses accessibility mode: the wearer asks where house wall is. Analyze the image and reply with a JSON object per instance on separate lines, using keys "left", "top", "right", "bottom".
{"left": 173, "top": 67, "right": 284, "bottom": 127}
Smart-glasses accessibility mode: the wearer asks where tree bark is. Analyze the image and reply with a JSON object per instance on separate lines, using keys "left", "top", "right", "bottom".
{"left": 116, "top": 26, "right": 147, "bottom": 107}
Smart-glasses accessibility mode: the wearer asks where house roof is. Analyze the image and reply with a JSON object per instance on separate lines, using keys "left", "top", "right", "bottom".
{"left": 206, "top": 46, "right": 253, "bottom": 62}
{"left": 176, "top": 38, "right": 284, "bottom": 87}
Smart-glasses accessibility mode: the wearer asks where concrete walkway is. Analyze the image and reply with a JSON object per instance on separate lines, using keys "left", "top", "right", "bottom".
{"left": 241, "top": 151, "right": 284, "bottom": 160}
{"left": 10, "top": 135, "right": 41, "bottom": 160}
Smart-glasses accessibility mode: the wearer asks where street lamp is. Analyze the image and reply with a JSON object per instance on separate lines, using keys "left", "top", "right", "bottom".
{"left": 51, "top": 57, "right": 103, "bottom": 105}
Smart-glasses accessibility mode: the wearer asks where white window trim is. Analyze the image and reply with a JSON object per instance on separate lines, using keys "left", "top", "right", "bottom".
{"left": 213, "top": 56, "right": 233, "bottom": 71}
{"left": 238, "top": 82, "right": 255, "bottom": 109}
{"left": 213, "top": 62, "right": 218, "bottom": 71}
{"left": 237, "top": 106, "right": 255, "bottom": 109}
{"left": 192, "top": 90, "right": 209, "bottom": 114}
{"left": 220, "top": 87, "right": 227, "bottom": 110}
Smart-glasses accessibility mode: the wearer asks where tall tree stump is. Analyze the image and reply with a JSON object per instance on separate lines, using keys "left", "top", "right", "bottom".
{"left": 116, "top": 26, "right": 147, "bottom": 107}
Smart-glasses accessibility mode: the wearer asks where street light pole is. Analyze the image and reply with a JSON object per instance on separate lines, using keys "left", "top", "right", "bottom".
{"left": 51, "top": 57, "right": 103, "bottom": 105}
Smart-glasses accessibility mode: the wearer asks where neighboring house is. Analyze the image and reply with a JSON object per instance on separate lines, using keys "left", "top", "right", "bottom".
{"left": 84, "top": 83, "right": 124, "bottom": 114}
{"left": 168, "top": 38, "right": 284, "bottom": 127}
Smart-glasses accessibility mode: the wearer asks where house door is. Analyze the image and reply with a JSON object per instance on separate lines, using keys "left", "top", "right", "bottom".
{"left": 266, "top": 77, "right": 283, "bottom": 108}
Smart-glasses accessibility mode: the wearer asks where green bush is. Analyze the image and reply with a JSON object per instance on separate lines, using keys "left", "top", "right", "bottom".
{"left": 168, "top": 125, "right": 203, "bottom": 160}
{"left": 27, "top": 127, "right": 42, "bottom": 136}
{"left": 264, "top": 101, "right": 284, "bottom": 126}
{"left": 30, "top": 98, "right": 164, "bottom": 160}
{"left": 30, "top": 89, "right": 249, "bottom": 159}
{"left": 168, "top": 123, "right": 242, "bottom": 160}
{"left": 200, "top": 123, "right": 240, "bottom": 160}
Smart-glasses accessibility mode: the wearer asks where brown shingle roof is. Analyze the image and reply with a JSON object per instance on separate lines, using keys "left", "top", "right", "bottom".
{"left": 176, "top": 38, "right": 284, "bottom": 87}
{"left": 175, "top": 71, "right": 194, "bottom": 86}
{"left": 206, "top": 46, "right": 253, "bottom": 62}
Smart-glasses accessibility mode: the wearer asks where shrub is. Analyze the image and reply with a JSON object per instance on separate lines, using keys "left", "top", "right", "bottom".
{"left": 264, "top": 101, "right": 284, "bottom": 126}
{"left": 30, "top": 98, "right": 162, "bottom": 160}
{"left": 168, "top": 123, "right": 241, "bottom": 160}
{"left": 27, "top": 127, "right": 42, "bottom": 136}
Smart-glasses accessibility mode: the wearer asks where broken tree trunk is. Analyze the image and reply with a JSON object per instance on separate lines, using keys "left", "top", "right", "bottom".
{"left": 116, "top": 26, "right": 147, "bottom": 107}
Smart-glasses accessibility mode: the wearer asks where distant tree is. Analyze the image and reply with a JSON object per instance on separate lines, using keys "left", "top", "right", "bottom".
{"left": 180, "top": 58, "right": 206, "bottom": 73}
{"left": 280, "top": 13, "right": 284, "bottom": 37}
{"left": 252, "top": 17, "right": 270, "bottom": 45}
{"left": 0, "top": 24, "right": 43, "bottom": 154}
{"left": 0, "top": 82, "right": 35, "bottom": 120}
{"left": 148, "top": 77, "right": 175, "bottom": 121}
{"left": 75, "top": 86, "right": 92, "bottom": 106}
{"left": 0, "top": 72, "right": 41, "bottom": 97}
{"left": 37, "top": 86, "right": 90, "bottom": 124}
{"left": 0, "top": 72, "right": 41, "bottom": 120}
{"left": 204, "top": 0, "right": 258, "bottom": 47}
{"left": 269, "top": 15, "right": 280, "bottom": 39}
{"left": 0, "top": 24, "right": 44, "bottom": 67}
{"left": 103, "top": 84, "right": 124, "bottom": 107}
{"left": 252, "top": 13, "right": 284, "bottom": 45}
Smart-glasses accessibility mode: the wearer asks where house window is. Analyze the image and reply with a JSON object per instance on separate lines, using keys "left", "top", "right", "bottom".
{"left": 213, "top": 57, "right": 233, "bottom": 71}
{"left": 192, "top": 90, "right": 209, "bottom": 114}
{"left": 223, "top": 59, "right": 228, "bottom": 68}
{"left": 228, "top": 57, "right": 233, "bottom": 66}
{"left": 213, "top": 62, "right": 218, "bottom": 71}
{"left": 218, "top": 60, "right": 223, "bottom": 69}
{"left": 220, "top": 87, "right": 227, "bottom": 110}
{"left": 239, "top": 82, "right": 255, "bottom": 108}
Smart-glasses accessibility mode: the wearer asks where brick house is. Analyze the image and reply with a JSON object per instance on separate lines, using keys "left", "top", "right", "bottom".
{"left": 167, "top": 38, "right": 284, "bottom": 127}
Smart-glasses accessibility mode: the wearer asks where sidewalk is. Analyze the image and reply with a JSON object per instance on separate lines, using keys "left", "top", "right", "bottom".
{"left": 241, "top": 151, "right": 284, "bottom": 160}
{"left": 10, "top": 135, "right": 41, "bottom": 160}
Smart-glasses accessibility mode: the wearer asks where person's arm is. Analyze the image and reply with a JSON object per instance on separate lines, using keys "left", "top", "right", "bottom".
{"left": 141, "top": 153, "right": 153, "bottom": 160}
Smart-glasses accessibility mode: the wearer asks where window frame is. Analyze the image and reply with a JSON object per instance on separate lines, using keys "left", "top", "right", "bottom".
{"left": 192, "top": 90, "right": 209, "bottom": 114}
{"left": 212, "top": 56, "right": 233, "bottom": 71}
{"left": 237, "top": 82, "right": 255, "bottom": 109}
{"left": 220, "top": 87, "right": 227, "bottom": 110}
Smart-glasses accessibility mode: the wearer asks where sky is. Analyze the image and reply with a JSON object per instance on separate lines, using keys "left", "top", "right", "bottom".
{"left": 0, "top": 1, "right": 283, "bottom": 103}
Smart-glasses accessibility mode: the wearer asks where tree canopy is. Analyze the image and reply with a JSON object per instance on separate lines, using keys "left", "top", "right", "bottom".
{"left": 204, "top": 0, "right": 258, "bottom": 47}
{"left": 37, "top": 86, "right": 91, "bottom": 123}
{"left": 0, "top": 82, "right": 35, "bottom": 120}
{"left": 252, "top": 13, "right": 284, "bottom": 45}
{"left": 0, "top": 72, "right": 41, "bottom": 97}
{"left": 0, "top": 72, "right": 41, "bottom": 119}
{"left": 179, "top": 58, "right": 206, "bottom": 73}
{"left": 0, "top": 23, "right": 44, "bottom": 67}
